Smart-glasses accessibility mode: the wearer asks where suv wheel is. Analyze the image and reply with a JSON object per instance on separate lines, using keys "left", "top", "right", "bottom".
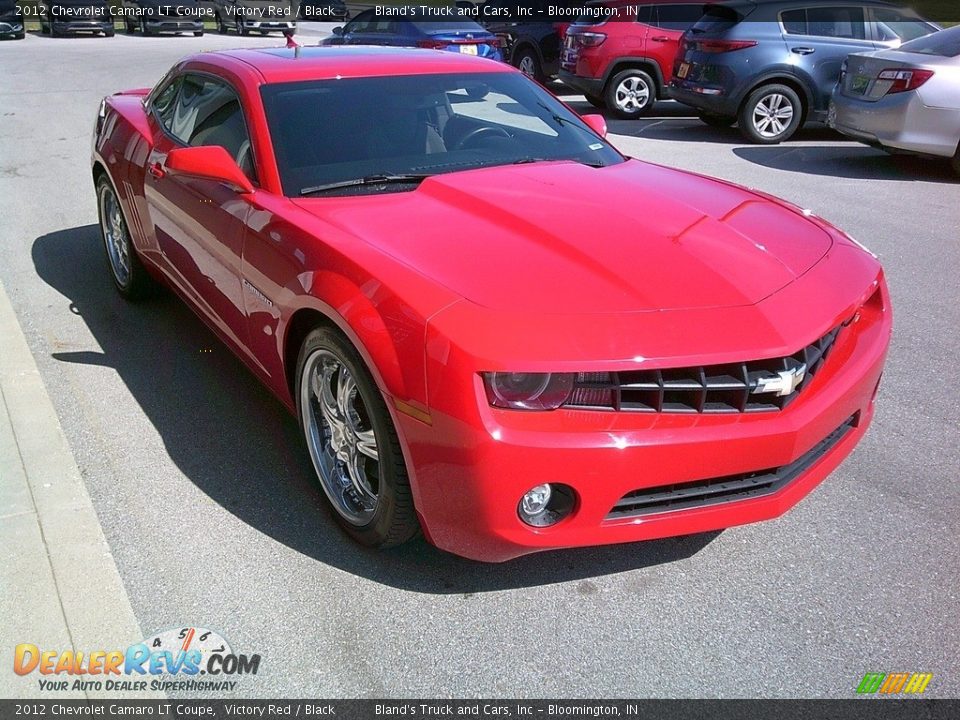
{"left": 605, "top": 69, "right": 655, "bottom": 119}
{"left": 951, "top": 142, "right": 960, "bottom": 177}
{"left": 514, "top": 47, "right": 544, "bottom": 83}
{"left": 739, "top": 84, "right": 803, "bottom": 144}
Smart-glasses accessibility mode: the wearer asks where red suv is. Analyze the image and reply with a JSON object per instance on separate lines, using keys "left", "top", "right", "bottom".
{"left": 559, "top": 1, "right": 703, "bottom": 118}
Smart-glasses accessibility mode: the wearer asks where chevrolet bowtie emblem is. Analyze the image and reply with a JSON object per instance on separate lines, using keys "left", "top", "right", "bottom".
{"left": 753, "top": 363, "right": 807, "bottom": 397}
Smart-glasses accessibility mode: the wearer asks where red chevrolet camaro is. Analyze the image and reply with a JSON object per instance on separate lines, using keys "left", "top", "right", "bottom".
{"left": 92, "top": 46, "right": 891, "bottom": 562}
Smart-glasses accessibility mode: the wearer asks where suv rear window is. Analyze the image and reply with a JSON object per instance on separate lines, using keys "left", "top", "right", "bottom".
{"left": 690, "top": 5, "right": 742, "bottom": 33}
{"left": 898, "top": 24, "right": 960, "bottom": 57}
{"left": 654, "top": 3, "right": 703, "bottom": 31}
{"left": 781, "top": 6, "right": 866, "bottom": 40}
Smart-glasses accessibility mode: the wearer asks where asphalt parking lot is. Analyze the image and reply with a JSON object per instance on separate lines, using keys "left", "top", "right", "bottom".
{"left": 1, "top": 31, "right": 958, "bottom": 698}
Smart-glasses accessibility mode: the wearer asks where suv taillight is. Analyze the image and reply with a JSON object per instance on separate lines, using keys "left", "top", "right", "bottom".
{"left": 877, "top": 68, "right": 934, "bottom": 94}
{"left": 573, "top": 32, "right": 606, "bottom": 48}
{"left": 696, "top": 39, "right": 758, "bottom": 53}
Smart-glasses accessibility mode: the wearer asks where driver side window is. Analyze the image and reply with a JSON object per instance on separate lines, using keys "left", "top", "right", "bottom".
{"left": 163, "top": 74, "right": 258, "bottom": 184}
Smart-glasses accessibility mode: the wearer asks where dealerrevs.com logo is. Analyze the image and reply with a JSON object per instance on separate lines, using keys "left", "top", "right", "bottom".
{"left": 14, "top": 627, "right": 261, "bottom": 693}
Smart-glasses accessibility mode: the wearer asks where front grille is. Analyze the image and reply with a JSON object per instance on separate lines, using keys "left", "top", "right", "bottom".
{"left": 606, "top": 413, "right": 858, "bottom": 520}
{"left": 566, "top": 326, "right": 841, "bottom": 414}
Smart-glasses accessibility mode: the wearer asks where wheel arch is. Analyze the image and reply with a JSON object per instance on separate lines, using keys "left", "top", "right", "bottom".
{"left": 279, "top": 283, "right": 414, "bottom": 414}
{"left": 738, "top": 74, "right": 813, "bottom": 124}
{"left": 603, "top": 58, "right": 664, "bottom": 96}
{"left": 511, "top": 39, "right": 543, "bottom": 66}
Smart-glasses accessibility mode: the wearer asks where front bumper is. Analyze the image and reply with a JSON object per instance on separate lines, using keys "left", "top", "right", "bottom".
{"left": 144, "top": 18, "right": 203, "bottom": 32}
{"left": 240, "top": 19, "right": 295, "bottom": 30}
{"left": 51, "top": 19, "right": 113, "bottom": 32}
{"left": 397, "top": 261, "right": 891, "bottom": 562}
{"left": 829, "top": 90, "right": 960, "bottom": 159}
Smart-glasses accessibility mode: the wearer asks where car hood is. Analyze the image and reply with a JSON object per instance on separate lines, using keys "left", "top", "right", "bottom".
{"left": 292, "top": 159, "right": 832, "bottom": 314}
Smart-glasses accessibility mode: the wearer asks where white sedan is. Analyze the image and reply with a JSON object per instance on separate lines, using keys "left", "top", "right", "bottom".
{"left": 830, "top": 25, "right": 960, "bottom": 174}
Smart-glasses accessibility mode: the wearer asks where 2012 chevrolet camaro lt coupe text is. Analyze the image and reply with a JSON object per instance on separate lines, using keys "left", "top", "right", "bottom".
{"left": 92, "top": 46, "right": 891, "bottom": 562}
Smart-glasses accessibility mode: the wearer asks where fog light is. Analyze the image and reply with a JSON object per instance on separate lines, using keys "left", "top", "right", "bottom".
{"left": 521, "top": 484, "right": 552, "bottom": 517}
{"left": 518, "top": 483, "right": 577, "bottom": 528}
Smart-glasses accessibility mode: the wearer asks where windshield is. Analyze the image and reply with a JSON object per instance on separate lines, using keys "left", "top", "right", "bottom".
{"left": 899, "top": 25, "right": 960, "bottom": 57}
{"left": 261, "top": 72, "right": 624, "bottom": 197}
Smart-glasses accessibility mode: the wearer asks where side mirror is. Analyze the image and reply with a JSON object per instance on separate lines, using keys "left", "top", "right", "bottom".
{"left": 332, "top": 25, "right": 343, "bottom": 35}
{"left": 581, "top": 113, "right": 607, "bottom": 138}
{"left": 165, "top": 145, "right": 254, "bottom": 195}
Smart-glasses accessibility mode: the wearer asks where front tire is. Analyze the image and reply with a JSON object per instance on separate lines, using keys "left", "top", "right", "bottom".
{"left": 96, "top": 175, "right": 154, "bottom": 300}
{"left": 605, "top": 68, "right": 655, "bottom": 119}
{"left": 951, "top": 142, "right": 960, "bottom": 177}
{"left": 193, "top": 29, "right": 203, "bottom": 36}
{"left": 738, "top": 84, "right": 803, "bottom": 144}
{"left": 296, "top": 327, "right": 419, "bottom": 549}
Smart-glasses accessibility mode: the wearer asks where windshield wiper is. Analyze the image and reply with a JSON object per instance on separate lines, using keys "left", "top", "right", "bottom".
{"left": 511, "top": 156, "right": 606, "bottom": 168}
{"left": 300, "top": 173, "right": 432, "bottom": 196}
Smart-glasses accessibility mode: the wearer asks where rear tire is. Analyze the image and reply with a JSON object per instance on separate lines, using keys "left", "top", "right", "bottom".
{"left": 96, "top": 175, "right": 155, "bottom": 301}
{"left": 605, "top": 68, "right": 656, "bottom": 119}
{"left": 193, "top": 29, "right": 203, "bottom": 36}
{"left": 296, "top": 327, "right": 419, "bottom": 549}
{"left": 951, "top": 144, "right": 960, "bottom": 177}
{"left": 738, "top": 83, "right": 803, "bottom": 144}
{"left": 104, "top": 27, "right": 115, "bottom": 36}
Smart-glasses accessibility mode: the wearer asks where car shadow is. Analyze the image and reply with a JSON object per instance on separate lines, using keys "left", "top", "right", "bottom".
{"left": 32, "top": 225, "right": 720, "bottom": 594}
{"left": 734, "top": 145, "right": 959, "bottom": 182}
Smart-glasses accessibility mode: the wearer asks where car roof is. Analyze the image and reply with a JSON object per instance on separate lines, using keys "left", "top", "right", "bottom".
{"left": 198, "top": 46, "right": 512, "bottom": 83}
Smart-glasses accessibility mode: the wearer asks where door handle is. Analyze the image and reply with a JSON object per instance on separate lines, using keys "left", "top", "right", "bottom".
{"left": 791, "top": 46, "right": 815, "bottom": 55}
{"left": 148, "top": 161, "right": 165, "bottom": 179}
{"left": 651, "top": 35, "right": 670, "bottom": 42}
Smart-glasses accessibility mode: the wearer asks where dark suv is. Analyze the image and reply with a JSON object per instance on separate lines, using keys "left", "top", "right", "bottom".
{"left": 479, "top": 0, "right": 572, "bottom": 82}
{"left": 668, "top": 0, "right": 938, "bottom": 143}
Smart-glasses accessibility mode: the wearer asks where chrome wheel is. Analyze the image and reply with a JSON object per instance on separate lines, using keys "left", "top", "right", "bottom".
{"left": 752, "top": 92, "right": 794, "bottom": 139}
{"left": 100, "top": 185, "right": 131, "bottom": 287}
{"left": 614, "top": 75, "right": 650, "bottom": 113}
{"left": 518, "top": 54, "right": 537, "bottom": 78}
{"left": 300, "top": 349, "right": 380, "bottom": 526}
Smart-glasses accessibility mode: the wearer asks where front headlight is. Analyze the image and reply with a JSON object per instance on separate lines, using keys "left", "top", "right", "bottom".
{"left": 482, "top": 372, "right": 575, "bottom": 411}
